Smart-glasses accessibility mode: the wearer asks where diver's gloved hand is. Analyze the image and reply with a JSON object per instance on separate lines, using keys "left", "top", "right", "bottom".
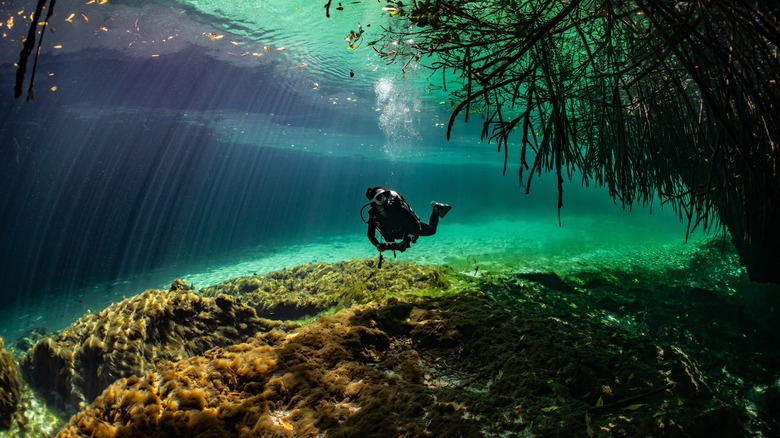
{"left": 377, "top": 243, "right": 403, "bottom": 252}
{"left": 388, "top": 243, "right": 405, "bottom": 252}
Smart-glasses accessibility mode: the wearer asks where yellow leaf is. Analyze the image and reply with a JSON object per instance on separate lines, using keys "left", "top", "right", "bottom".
{"left": 278, "top": 417, "right": 293, "bottom": 431}
{"left": 99, "top": 26, "right": 107, "bottom": 31}
{"left": 263, "top": 46, "right": 269, "bottom": 52}
{"left": 6, "top": 16, "right": 13, "bottom": 29}
{"left": 50, "top": 86, "right": 57, "bottom": 91}
{"left": 53, "top": 45, "right": 63, "bottom": 49}
{"left": 65, "top": 13, "right": 75, "bottom": 22}
{"left": 100, "top": 0, "right": 108, "bottom": 4}
{"left": 81, "top": 14, "right": 88, "bottom": 22}
{"left": 585, "top": 411, "right": 594, "bottom": 438}
{"left": 230, "top": 41, "right": 238, "bottom": 46}
{"left": 276, "top": 47, "right": 285, "bottom": 51}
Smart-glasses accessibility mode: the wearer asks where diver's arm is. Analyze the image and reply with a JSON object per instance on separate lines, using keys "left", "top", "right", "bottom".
{"left": 367, "top": 218, "right": 381, "bottom": 247}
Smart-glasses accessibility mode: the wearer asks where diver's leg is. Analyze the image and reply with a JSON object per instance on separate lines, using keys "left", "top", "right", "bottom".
{"left": 417, "top": 209, "right": 439, "bottom": 236}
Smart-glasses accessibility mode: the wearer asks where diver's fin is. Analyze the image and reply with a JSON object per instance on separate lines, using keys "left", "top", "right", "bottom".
{"left": 431, "top": 202, "right": 452, "bottom": 218}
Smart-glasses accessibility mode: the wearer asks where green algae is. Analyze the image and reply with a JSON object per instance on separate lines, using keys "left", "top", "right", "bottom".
{"left": 198, "top": 258, "right": 453, "bottom": 321}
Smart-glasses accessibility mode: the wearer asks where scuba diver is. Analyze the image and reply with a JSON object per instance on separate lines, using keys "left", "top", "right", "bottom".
{"left": 362, "top": 187, "right": 452, "bottom": 256}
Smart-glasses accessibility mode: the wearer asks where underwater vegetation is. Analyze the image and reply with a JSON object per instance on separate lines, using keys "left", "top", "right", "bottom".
{"left": 0, "top": 338, "right": 22, "bottom": 429}
{"left": 57, "top": 294, "right": 741, "bottom": 437}
{"left": 0, "top": 252, "right": 776, "bottom": 436}
{"left": 19, "top": 280, "right": 295, "bottom": 414}
{"left": 199, "top": 259, "right": 450, "bottom": 320}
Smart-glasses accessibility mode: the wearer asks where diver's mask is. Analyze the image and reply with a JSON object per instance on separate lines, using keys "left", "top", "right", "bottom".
{"left": 371, "top": 190, "right": 388, "bottom": 206}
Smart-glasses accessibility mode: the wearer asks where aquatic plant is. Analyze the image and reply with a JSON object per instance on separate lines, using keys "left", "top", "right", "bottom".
{"left": 332, "top": 0, "right": 780, "bottom": 283}
{"left": 20, "top": 280, "right": 290, "bottom": 413}
{"left": 0, "top": 338, "right": 22, "bottom": 429}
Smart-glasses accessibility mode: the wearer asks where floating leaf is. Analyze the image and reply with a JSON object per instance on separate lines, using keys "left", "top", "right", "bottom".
{"left": 595, "top": 396, "right": 603, "bottom": 407}
{"left": 7, "top": 16, "right": 13, "bottom": 29}
{"left": 623, "top": 403, "right": 646, "bottom": 411}
{"left": 81, "top": 14, "right": 88, "bottom": 22}
{"left": 53, "top": 45, "right": 63, "bottom": 49}
{"left": 65, "top": 13, "right": 75, "bottom": 22}
{"left": 50, "top": 86, "right": 57, "bottom": 91}
{"left": 540, "top": 406, "right": 559, "bottom": 413}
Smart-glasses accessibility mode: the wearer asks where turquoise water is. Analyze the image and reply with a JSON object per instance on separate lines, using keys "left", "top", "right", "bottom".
{"left": 0, "top": 0, "right": 743, "bottom": 353}
{"left": 0, "top": 208, "right": 709, "bottom": 343}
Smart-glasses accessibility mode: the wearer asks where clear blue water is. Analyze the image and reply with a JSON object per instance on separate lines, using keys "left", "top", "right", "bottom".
{"left": 0, "top": 0, "right": 727, "bottom": 343}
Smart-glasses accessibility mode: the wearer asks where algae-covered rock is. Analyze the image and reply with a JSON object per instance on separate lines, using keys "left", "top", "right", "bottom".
{"left": 21, "top": 280, "right": 294, "bottom": 413}
{"left": 0, "top": 337, "right": 22, "bottom": 429}
{"left": 200, "top": 258, "right": 450, "bottom": 320}
{"left": 58, "top": 294, "right": 744, "bottom": 437}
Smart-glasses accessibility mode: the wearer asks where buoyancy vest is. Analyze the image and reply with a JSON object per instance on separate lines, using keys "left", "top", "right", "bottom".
{"left": 374, "top": 192, "right": 421, "bottom": 240}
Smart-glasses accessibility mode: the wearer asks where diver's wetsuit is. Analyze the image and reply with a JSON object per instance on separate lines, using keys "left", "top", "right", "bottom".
{"left": 367, "top": 197, "right": 439, "bottom": 251}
